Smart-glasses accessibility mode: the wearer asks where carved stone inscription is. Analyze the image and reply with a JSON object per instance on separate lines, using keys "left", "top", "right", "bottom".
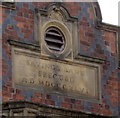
{"left": 13, "top": 48, "right": 100, "bottom": 100}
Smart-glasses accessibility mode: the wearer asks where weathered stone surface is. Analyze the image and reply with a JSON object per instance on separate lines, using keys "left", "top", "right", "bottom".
{"left": 12, "top": 48, "right": 101, "bottom": 101}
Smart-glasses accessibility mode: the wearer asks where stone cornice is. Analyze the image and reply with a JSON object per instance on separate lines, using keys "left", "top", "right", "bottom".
{"left": 2, "top": 101, "right": 113, "bottom": 117}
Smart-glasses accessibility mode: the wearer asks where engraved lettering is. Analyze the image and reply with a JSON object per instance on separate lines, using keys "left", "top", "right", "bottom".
{"left": 43, "top": 72, "right": 47, "bottom": 78}
{"left": 39, "top": 80, "right": 44, "bottom": 85}
{"left": 22, "top": 78, "right": 27, "bottom": 83}
{"left": 38, "top": 71, "right": 42, "bottom": 77}
{"left": 63, "top": 84, "right": 66, "bottom": 89}
{"left": 46, "top": 81, "right": 50, "bottom": 86}
{"left": 29, "top": 79, "right": 34, "bottom": 84}
{"left": 51, "top": 83, "right": 54, "bottom": 87}
{"left": 48, "top": 73, "right": 52, "bottom": 79}
{"left": 59, "top": 75, "right": 63, "bottom": 81}
{"left": 14, "top": 49, "right": 99, "bottom": 99}
{"left": 53, "top": 74, "right": 57, "bottom": 79}
{"left": 65, "top": 77, "right": 69, "bottom": 82}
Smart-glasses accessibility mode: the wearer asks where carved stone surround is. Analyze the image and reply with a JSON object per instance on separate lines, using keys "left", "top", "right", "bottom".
{"left": 35, "top": 3, "right": 79, "bottom": 60}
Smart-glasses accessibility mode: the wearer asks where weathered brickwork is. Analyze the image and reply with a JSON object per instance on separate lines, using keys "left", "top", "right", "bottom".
{"left": 1, "top": 2, "right": 119, "bottom": 117}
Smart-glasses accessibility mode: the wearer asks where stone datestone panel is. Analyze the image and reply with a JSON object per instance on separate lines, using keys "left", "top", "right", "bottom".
{"left": 12, "top": 48, "right": 101, "bottom": 102}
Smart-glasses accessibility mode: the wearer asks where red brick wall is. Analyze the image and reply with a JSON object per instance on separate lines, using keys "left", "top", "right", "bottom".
{"left": 2, "top": 2, "right": 119, "bottom": 116}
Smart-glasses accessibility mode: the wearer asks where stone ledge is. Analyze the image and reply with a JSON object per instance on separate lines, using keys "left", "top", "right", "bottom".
{"left": 0, "top": 2, "right": 15, "bottom": 10}
{"left": 8, "top": 39, "right": 105, "bottom": 64}
{"left": 2, "top": 101, "right": 115, "bottom": 117}
{"left": 7, "top": 39, "right": 40, "bottom": 52}
{"left": 77, "top": 54, "right": 105, "bottom": 64}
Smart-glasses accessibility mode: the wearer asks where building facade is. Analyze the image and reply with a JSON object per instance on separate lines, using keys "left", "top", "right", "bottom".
{"left": 1, "top": 1, "right": 120, "bottom": 117}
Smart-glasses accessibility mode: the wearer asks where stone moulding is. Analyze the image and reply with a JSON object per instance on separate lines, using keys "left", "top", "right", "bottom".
{"left": 35, "top": 2, "right": 79, "bottom": 60}
{"left": 0, "top": 2, "right": 15, "bottom": 9}
{"left": 7, "top": 39, "right": 40, "bottom": 52}
{"left": 7, "top": 39, "right": 104, "bottom": 64}
{"left": 2, "top": 101, "right": 114, "bottom": 117}
{"left": 34, "top": 2, "right": 78, "bottom": 21}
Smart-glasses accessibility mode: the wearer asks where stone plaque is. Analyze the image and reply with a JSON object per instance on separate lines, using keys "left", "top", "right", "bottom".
{"left": 12, "top": 48, "right": 101, "bottom": 101}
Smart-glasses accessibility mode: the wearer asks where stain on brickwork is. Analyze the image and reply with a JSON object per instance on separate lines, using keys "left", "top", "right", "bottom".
{"left": 2, "top": 2, "right": 119, "bottom": 117}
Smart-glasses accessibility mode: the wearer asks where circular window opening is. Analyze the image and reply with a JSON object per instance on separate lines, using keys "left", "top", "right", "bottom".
{"left": 45, "top": 27, "right": 65, "bottom": 52}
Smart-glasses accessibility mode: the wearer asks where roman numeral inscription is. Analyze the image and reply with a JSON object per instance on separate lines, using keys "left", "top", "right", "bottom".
{"left": 13, "top": 48, "right": 101, "bottom": 101}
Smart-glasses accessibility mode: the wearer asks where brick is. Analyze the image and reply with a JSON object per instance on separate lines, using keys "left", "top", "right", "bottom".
{"left": 3, "top": 96, "right": 9, "bottom": 102}
{"left": 30, "top": 24, "right": 34, "bottom": 29}
{"left": 15, "top": 94, "right": 24, "bottom": 100}
{"left": 64, "top": 2, "right": 81, "bottom": 16}
{"left": 71, "top": 99, "right": 75, "bottom": 103}
{"left": 74, "top": 105, "right": 84, "bottom": 111}
{"left": 20, "top": 8, "right": 29, "bottom": 13}
{"left": 16, "top": 89, "right": 22, "bottom": 94}
{"left": 45, "top": 100, "right": 55, "bottom": 105}
{"left": 29, "top": 14, "right": 34, "bottom": 19}
{"left": 28, "top": 9, "right": 33, "bottom": 14}
{"left": 105, "top": 105, "right": 110, "bottom": 109}
{"left": 0, "top": 8, "right": 2, "bottom": 24}
{"left": 2, "top": 33, "right": 8, "bottom": 40}
{"left": 46, "top": 94, "right": 51, "bottom": 100}
{"left": 14, "top": 16, "right": 27, "bottom": 22}
{"left": 21, "top": 28, "right": 32, "bottom": 34}
{"left": 82, "top": 46, "right": 89, "bottom": 51}
{"left": 41, "top": 93, "right": 46, "bottom": 98}
{"left": 5, "top": 81, "right": 12, "bottom": 87}
{"left": 3, "top": 91, "right": 11, "bottom": 98}
{"left": 8, "top": 88, "right": 14, "bottom": 93}
{"left": 80, "top": 21, "right": 90, "bottom": 26}
{"left": 95, "top": 48, "right": 104, "bottom": 54}
{"left": 17, "top": 22, "right": 24, "bottom": 28}
{"left": 5, "top": 45, "right": 11, "bottom": 55}
{"left": 111, "top": 81, "right": 118, "bottom": 86}
{"left": 26, "top": 19, "right": 34, "bottom": 24}
{"left": 24, "top": 33, "right": 31, "bottom": 38}
{"left": 7, "top": 34, "right": 20, "bottom": 41}
{"left": 2, "top": 8, "right": 7, "bottom": 23}
{"left": 87, "top": 8, "right": 95, "bottom": 19}
{"left": 110, "top": 96, "right": 119, "bottom": 106}
{"left": 23, "top": 24, "right": 29, "bottom": 28}
{"left": 81, "top": 40, "right": 90, "bottom": 46}
{"left": 23, "top": 3, "right": 29, "bottom": 8}
{"left": 103, "top": 31, "right": 116, "bottom": 55}
{"left": 3, "top": 85, "right": 8, "bottom": 92}
{"left": 33, "top": 2, "right": 48, "bottom": 9}
{"left": 40, "top": 99, "right": 46, "bottom": 104}
{"left": 34, "top": 92, "right": 40, "bottom": 97}
{"left": 91, "top": 107, "right": 100, "bottom": 114}
{"left": 62, "top": 103, "right": 72, "bottom": 109}
{"left": 9, "top": 98, "right": 14, "bottom": 101}
{"left": 85, "top": 32, "right": 95, "bottom": 38}
{"left": 7, "top": 24, "right": 14, "bottom": 30}
{"left": 31, "top": 97, "right": 42, "bottom": 103}
{"left": 82, "top": 16, "right": 87, "bottom": 22}
{"left": 75, "top": 100, "right": 81, "bottom": 105}
{"left": 102, "top": 109, "right": 112, "bottom": 116}
{"left": 64, "top": 98, "right": 71, "bottom": 103}
{"left": 23, "top": 13, "right": 29, "bottom": 18}
{"left": 5, "top": 29, "right": 17, "bottom": 36}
